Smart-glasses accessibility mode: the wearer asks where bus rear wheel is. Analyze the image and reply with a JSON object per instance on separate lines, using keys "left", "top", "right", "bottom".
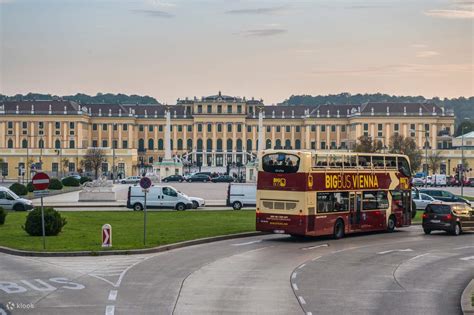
{"left": 333, "top": 220, "right": 345, "bottom": 239}
{"left": 387, "top": 215, "right": 396, "bottom": 232}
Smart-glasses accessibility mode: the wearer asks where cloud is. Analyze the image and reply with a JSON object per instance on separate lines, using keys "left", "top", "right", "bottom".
{"left": 411, "top": 44, "right": 428, "bottom": 48}
{"left": 237, "top": 28, "right": 287, "bottom": 37}
{"left": 424, "top": 9, "right": 474, "bottom": 18}
{"left": 133, "top": 9, "right": 174, "bottom": 18}
{"left": 226, "top": 6, "right": 287, "bottom": 15}
{"left": 416, "top": 51, "right": 440, "bottom": 58}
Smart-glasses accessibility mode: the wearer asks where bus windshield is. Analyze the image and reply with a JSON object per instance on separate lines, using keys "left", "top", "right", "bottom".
{"left": 262, "top": 153, "right": 300, "bottom": 173}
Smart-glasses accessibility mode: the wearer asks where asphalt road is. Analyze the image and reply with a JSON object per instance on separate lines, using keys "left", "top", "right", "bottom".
{"left": 1, "top": 226, "right": 473, "bottom": 315}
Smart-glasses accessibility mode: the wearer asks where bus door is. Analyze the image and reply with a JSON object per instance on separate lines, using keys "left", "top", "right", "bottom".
{"left": 349, "top": 192, "right": 362, "bottom": 230}
{"left": 401, "top": 191, "right": 411, "bottom": 225}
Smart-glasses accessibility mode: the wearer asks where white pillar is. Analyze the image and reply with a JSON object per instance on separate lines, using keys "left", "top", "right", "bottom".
{"left": 258, "top": 109, "right": 265, "bottom": 152}
{"left": 164, "top": 109, "right": 172, "bottom": 160}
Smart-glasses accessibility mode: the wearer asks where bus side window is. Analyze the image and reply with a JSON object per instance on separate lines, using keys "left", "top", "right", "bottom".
{"left": 386, "top": 157, "right": 397, "bottom": 169}
{"left": 358, "top": 155, "right": 371, "bottom": 168}
{"left": 372, "top": 156, "right": 384, "bottom": 168}
{"left": 397, "top": 157, "right": 411, "bottom": 177}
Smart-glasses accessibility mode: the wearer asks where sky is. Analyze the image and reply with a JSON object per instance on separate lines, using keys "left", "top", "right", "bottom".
{"left": 0, "top": 0, "right": 473, "bottom": 104}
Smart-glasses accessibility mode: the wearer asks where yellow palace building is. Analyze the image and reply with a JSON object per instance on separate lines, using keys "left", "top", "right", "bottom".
{"left": 0, "top": 91, "right": 470, "bottom": 181}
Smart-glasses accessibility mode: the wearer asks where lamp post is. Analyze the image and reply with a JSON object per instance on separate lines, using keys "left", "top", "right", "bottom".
{"left": 410, "top": 128, "right": 430, "bottom": 187}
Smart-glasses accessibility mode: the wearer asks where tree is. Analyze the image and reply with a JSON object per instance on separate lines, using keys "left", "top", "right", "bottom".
{"left": 61, "top": 158, "right": 70, "bottom": 175}
{"left": 81, "top": 148, "right": 106, "bottom": 179}
{"left": 353, "top": 135, "right": 383, "bottom": 153}
{"left": 456, "top": 120, "right": 474, "bottom": 136}
{"left": 427, "top": 151, "right": 443, "bottom": 174}
{"left": 389, "top": 134, "right": 422, "bottom": 172}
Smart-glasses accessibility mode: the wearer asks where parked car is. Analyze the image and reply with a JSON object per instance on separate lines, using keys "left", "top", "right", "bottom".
{"left": 413, "top": 193, "right": 437, "bottom": 210}
{"left": 431, "top": 174, "right": 447, "bottom": 187}
{"left": 0, "top": 186, "right": 33, "bottom": 211}
{"left": 211, "top": 175, "right": 234, "bottom": 183}
{"left": 419, "top": 189, "right": 471, "bottom": 205}
{"left": 468, "top": 178, "right": 474, "bottom": 187}
{"left": 162, "top": 175, "right": 185, "bottom": 183}
{"left": 126, "top": 186, "right": 193, "bottom": 211}
{"left": 412, "top": 177, "right": 425, "bottom": 187}
{"left": 422, "top": 202, "right": 474, "bottom": 235}
{"left": 187, "top": 174, "right": 211, "bottom": 183}
{"left": 176, "top": 191, "right": 205, "bottom": 209}
{"left": 61, "top": 174, "right": 81, "bottom": 181}
{"left": 121, "top": 176, "right": 141, "bottom": 184}
{"left": 226, "top": 183, "right": 256, "bottom": 210}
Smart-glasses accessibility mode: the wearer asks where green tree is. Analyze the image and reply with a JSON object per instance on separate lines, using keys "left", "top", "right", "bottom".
{"left": 427, "top": 151, "right": 443, "bottom": 174}
{"left": 455, "top": 120, "right": 474, "bottom": 136}
{"left": 80, "top": 148, "right": 106, "bottom": 179}
{"left": 389, "top": 134, "right": 422, "bottom": 172}
{"left": 353, "top": 135, "right": 383, "bottom": 153}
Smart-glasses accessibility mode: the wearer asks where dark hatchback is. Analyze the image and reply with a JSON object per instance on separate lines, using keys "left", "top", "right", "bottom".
{"left": 187, "top": 174, "right": 211, "bottom": 182}
{"left": 422, "top": 202, "right": 474, "bottom": 235}
{"left": 211, "top": 175, "right": 234, "bottom": 183}
{"left": 419, "top": 189, "right": 471, "bottom": 205}
{"left": 162, "top": 175, "right": 185, "bottom": 183}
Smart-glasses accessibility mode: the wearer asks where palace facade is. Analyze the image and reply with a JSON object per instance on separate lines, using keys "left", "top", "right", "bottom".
{"left": 0, "top": 92, "right": 468, "bottom": 181}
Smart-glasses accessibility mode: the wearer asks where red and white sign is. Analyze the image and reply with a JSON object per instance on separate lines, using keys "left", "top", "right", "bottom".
{"left": 32, "top": 172, "right": 50, "bottom": 191}
{"left": 102, "top": 224, "right": 112, "bottom": 247}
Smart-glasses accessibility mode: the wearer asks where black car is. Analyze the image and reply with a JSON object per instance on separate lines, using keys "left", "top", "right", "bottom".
{"left": 162, "top": 175, "right": 185, "bottom": 183}
{"left": 187, "top": 174, "right": 211, "bottom": 183}
{"left": 211, "top": 175, "right": 234, "bottom": 183}
{"left": 419, "top": 189, "right": 470, "bottom": 205}
{"left": 422, "top": 202, "right": 474, "bottom": 235}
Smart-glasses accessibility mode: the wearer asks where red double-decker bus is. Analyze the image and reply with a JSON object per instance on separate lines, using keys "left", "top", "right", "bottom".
{"left": 256, "top": 150, "right": 414, "bottom": 238}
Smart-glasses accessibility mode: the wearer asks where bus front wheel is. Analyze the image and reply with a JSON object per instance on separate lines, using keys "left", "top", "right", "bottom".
{"left": 387, "top": 215, "right": 396, "bottom": 232}
{"left": 333, "top": 220, "right": 345, "bottom": 239}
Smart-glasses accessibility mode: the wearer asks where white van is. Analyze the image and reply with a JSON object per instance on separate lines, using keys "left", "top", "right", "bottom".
{"left": 226, "top": 183, "right": 256, "bottom": 210}
{"left": 127, "top": 186, "right": 194, "bottom": 211}
{"left": 432, "top": 174, "right": 447, "bottom": 187}
{"left": 0, "top": 186, "right": 34, "bottom": 211}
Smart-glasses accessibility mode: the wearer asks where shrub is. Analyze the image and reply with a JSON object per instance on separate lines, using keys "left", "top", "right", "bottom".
{"left": 61, "top": 176, "right": 80, "bottom": 187}
{"left": 0, "top": 207, "right": 6, "bottom": 225}
{"left": 23, "top": 207, "right": 67, "bottom": 236}
{"left": 79, "top": 176, "right": 92, "bottom": 185}
{"left": 48, "top": 178, "right": 63, "bottom": 190}
{"left": 9, "top": 182, "right": 28, "bottom": 196}
{"left": 26, "top": 182, "right": 35, "bottom": 192}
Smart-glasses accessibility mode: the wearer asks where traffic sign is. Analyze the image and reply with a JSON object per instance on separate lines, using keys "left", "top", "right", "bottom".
{"left": 32, "top": 172, "right": 50, "bottom": 191}
{"left": 102, "top": 224, "right": 112, "bottom": 247}
{"left": 139, "top": 177, "right": 152, "bottom": 189}
{"left": 34, "top": 190, "right": 50, "bottom": 197}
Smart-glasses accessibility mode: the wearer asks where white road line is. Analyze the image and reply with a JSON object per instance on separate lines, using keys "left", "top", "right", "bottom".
{"left": 311, "top": 256, "right": 322, "bottom": 261}
{"left": 292, "top": 272, "right": 297, "bottom": 280}
{"left": 298, "top": 263, "right": 306, "bottom": 269}
{"left": 408, "top": 253, "right": 429, "bottom": 261}
{"left": 454, "top": 245, "right": 474, "bottom": 250}
{"left": 292, "top": 283, "right": 299, "bottom": 291}
{"left": 460, "top": 256, "right": 474, "bottom": 261}
{"left": 298, "top": 296, "right": 306, "bottom": 305}
{"left": 307, "top": 312, "right": 313, "bottom": 315}
{"left": 232, "top": 240, "right": 262, "bottom": 246}
{"left": 302, "top": 244, "right": 329, "bottom": 250}
{"left": 108, "top": 290, "right": 118, "bottom": 301}
{"left": 105, "top": 305, "right": 115, "bottom": 315}
{"left": 377, "top": 249, "right": 413, "bottom": 255}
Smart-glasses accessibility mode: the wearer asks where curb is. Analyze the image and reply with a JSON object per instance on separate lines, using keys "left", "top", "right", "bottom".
{"left": 461, "top": 279, "right": 474, "bottom": 314}
{"left": 0, "top": 231, "right": 263, "bottom": 257}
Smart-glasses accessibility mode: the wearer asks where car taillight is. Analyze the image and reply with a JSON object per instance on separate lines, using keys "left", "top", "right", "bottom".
{"left": 445, "top": 214, "right": 452, "bottom": 220}
{"left": 422, "top": 213, "right": 428, "bottom": 219}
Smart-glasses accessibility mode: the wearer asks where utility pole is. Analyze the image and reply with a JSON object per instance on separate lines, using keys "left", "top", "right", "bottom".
{"left": 425, "top": 131, "right": 429, "bottom": 188}
{"left": 461, "top": 126, "right": 465, "bottom": 197}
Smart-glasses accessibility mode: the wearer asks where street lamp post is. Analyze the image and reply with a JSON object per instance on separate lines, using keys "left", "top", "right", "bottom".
{"left": 410, "top": 128, "right": 430, "bottom": 187}
{"left": 460, "top": 117, "right": 471, "bottom": 197}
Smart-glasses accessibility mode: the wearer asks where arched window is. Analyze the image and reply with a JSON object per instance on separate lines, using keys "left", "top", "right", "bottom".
{"left": 177, "top": 139, "right": 183, "bottom": 150}
{"left": 158, "top": 139, "right": 164, "bottom": 150}
{"left": 247, "top": 139, "right": 252, "bottom": 151}
{"left": 187, "top": 139, "right": 193, "bottom": 150}
{"left": 7, "top": 139, "right": 13, "bottom": 148}
{"left": 170, "top": 139, "right": 173, "bottom": 150}
{"left": 138, "top": 139, "right": 145, "bottom": 151}
{"left": 148, "top": 139, "right": 154, "bottom": 150}
{"left": 275, "top": 139, "right": 281, "bottom": 149}
{"left": 227, "top": 139, "right": 233, "bottom": 152}
{"left": 197, "top": 139, "right": 203, "bottom": 151}
{"left": 285, "top": 139, "right": 291, "bottom": 149}
{"left": 55, "top": 139, "right": 61, "bottom": 149}
{"left": 236, "top": 139, "right": 243, "bottom": 152}
{"left": 266, "top": 139, "right": 271, "bottom": 149}
{"left": 217, "top": 139, "right": 223, "bottom": 151}
{"left": 149, "top": 156, "right": 154, "bottom": 164}
{"left": 22, "top": 139, "right": 28, "bottom": 148}
{"left": 206, "top": 139, "right": 212, "bottom": 152}
{"left": 295, "top": 139, "right": 301, "bottom": 149}
{"left": 38, "top": 139, "right": 44, "bottom": 149}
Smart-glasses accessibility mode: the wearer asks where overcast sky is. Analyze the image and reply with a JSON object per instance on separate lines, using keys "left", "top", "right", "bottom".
{"left": 1, "top": 0, "right": 472, "bottom": 104}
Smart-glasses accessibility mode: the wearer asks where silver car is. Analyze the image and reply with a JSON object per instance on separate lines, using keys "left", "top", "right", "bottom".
{"left": 120, "top": 176, "right": 141, "bottom": 184}
{"left": 413, "top": 193, "right": 437, "bottom": 210}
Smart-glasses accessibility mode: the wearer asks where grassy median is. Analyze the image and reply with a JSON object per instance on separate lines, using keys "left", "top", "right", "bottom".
{"left": 0, "top": 210, "right": 256, "bottom": 252}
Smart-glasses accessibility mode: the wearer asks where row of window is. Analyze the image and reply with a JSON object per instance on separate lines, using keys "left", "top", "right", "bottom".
{"left": 316, "top": 191, "right": 389, "bottom": 213}
{"left": 196, "top": 104, "right": 243, "bottom": 114}
{"left": 7, "top": 139, "right": 76, "bottom": 149}
{"left": 7, "top": 121, "right": 75, "bottom": 130}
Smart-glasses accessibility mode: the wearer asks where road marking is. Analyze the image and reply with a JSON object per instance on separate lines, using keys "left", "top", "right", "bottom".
{"left": 307, "top": 312, "right": 313, "bottom": 315}
{"left": 232, "top": 240, "right": 262, "bottom": 246}
{"left": 301, "top": 244, "right": 329, "bottom": 250}
{"left": 108, "top": 290, "right": 118, "bottom": 301}
{"left": 298, "top": 296, "right": 306, "bottom": 305}
{"left": 292, "top": 283, "right": 299, "bottom": 291}
{"left": 298, "top": 263, "right": 306, "bottom": 270}
{"left": 408, "top": 253, "right": 429, "bottom": 261}
{"left": 292, "top": 272, "right": 297, "bottom": 280}
{"left": 377, "top": 249, "right": 413, "bottom": 255}
{"left": 455, "top": 246, "right": 474, "bottom": 250}
{"left": 311, "top": 256, "right": 322, "bottom": 261}
{"left": 105, "top": 305, "right": 115, "bottom": 315}
{"left": 460, "top": 256, "right": 474, "bottom": 261}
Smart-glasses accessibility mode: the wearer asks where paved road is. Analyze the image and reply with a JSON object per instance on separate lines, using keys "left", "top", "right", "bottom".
{"left": 1, "top": 226, "right": 472, "bottom": 315}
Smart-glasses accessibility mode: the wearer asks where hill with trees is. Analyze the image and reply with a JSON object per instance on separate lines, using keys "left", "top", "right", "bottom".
{"left": 0, "top": 92, "right": 159, "bottom": 104}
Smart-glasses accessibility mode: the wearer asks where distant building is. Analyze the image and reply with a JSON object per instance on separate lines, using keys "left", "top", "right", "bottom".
{"left": 1, "top": 91, "right": 468, "bottom": 180}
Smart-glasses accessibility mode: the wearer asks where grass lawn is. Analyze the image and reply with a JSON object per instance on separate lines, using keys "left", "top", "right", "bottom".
{"left": 459, "top": 195, "right": 474, "bottom": 201}
{"left": 0, "top": 210, "right": 256, "bottom": 252}
{"left": 412, "top": 210, "right": 423, "bottom": 224}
